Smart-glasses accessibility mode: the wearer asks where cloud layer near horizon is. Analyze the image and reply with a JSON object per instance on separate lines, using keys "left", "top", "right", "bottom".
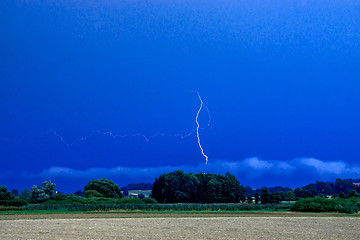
{"left": 5, "top": 157, "right": 357, "bottom": 192}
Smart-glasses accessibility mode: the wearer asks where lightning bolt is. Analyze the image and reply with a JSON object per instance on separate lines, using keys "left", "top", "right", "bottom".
{"left": 2, "top": 91, "right": 211, "bottom": 163}
{"left": 194, "top": 91, "right": 209, "bottom": 164}
{"left": 46, "top": 129, "right": 197, "bottom": 147}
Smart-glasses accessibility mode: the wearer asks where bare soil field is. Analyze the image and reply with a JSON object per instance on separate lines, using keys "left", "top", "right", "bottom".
{"left": 0, "top": 211, "right": 356, "bottom": 220}
{"left": 1, "top": 213, "right": 359, "bottom": 239}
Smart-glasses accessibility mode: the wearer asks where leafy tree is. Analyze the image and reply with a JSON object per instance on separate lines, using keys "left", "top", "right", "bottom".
{"left": 159, "top": 170, "right": 200, "bottom": 203}
{"left": 84, "top": 190, "right": 104, "bottom": 198}
{"left": 315, "top": 181, "right": 333, "bottom": 195}
{"left": 247, "top": 194, "right": 253, "bottom": 204}
{"left": 30, "top": 180, "right": 56, "bottom": 203}
{"left": 223, "top": 172, "right": 242, "bottom": 203}
{"left": 302, "top": 184, "right": 318, "bottom": 196}
{"left": 152, "top": 171, "right": 242, "bottom": 203}
{"left": 267, "top": 186, "right": 292, "bottom": 194}
{"left": 0, "top": 185, "right": 14, "bottom": 202}
{"left": 200, "top": 172, "right": 241, "bottom": 203}
{"left": 20, "top": 188, "right": 32, "bottom": 202}
{"left": 294, "top": 188, "right": 314, "bottom": 199}
{"left": 286, "top": 191, "right": 296, "bottom": 203}
{"left": 41, "top": 180, "right": 56, "bottom": 196}
{"left": 84, "top": 179, "right": 122, "bottom": 198}
{"left": 0, "top": 186, "right": 28, "bottom": 207}
{"left": 272, "top": 192, "right": 282, "bottom": 204}
{"left": 338, "top": 191, "right": 346, "bottom": 199}
{"left": 204, "top": 177, "right": 221, "bottom": 203}
{"left": 334, "top": 179, "right": 354, "bottom": 195}
{"left": 261, "top": 189, "right": 270, "bottom": 204}
{"left": 254, "top": 192, "right": 260, "bottom": 204}
{"left": 152, "top": 175, "right": 166, "bottom": 203}
{"left": 73, "top": 190, "right": 83, "bottom": 197}
{"left": 123, "top": 189, "right": 129, "bottom": 197}
{"left": 239, "top": 185, "right": 246, "bottom": 203}
{"left": 138, "top": 193, "right": 145, "bottom": 199}
{"left": 31, "top": 185, "right": 48, "bottom": 203}
{"left": 347, "top": 190, "right": 360, "bottom": 198}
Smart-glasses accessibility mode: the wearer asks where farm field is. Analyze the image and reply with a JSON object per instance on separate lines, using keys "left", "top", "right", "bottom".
{"left": 1, "top": 213, "right": 359, "bottom": 239}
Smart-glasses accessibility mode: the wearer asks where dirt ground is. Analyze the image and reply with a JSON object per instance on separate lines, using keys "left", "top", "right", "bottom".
{"left": 0, "top": 211, "right": 355, "bottom": 220}
{"left": 1, "top": 213, "right": 360, "bottom": 239}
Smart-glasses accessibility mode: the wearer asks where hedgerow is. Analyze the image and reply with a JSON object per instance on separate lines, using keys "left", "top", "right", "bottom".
{"left": 20, "top": 202, "right": 292, "bottom": 212}
{"left": 291, "top": 197, "right": 360, "bottom": 214}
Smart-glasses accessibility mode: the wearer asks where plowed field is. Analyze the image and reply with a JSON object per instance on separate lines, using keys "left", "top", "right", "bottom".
{"left": 1, "top": 212, "right": 359, "bottom": 239}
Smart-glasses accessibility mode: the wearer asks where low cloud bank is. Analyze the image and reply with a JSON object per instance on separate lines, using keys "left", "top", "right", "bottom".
{"left": 36, "top": 157, "right": 360, "bottom": 179}
{"left": 31, "top": 157, "right": 360, "bottom": 187}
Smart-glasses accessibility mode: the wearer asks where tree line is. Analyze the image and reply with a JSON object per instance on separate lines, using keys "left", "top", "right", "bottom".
{"left": 1, "top": 171, "right": 360, "bottom": 207}
{"left": 0, "top": 179, "right": 124, "bottom": 206}
{"left": 152, "top": 172, "right": 360, "bottom": 204}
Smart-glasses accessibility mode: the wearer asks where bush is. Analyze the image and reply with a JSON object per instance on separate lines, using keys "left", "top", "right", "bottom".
{"left": 39, "top": 195, "right": 158, "bottom": 205}
{"left": 84, "top": 179, "right": 122, "bottom": 198}
{"left": 141, "top": 198, "right": 158, "bottom": 204}
{"left": 21, "top": 202, "right": 292, "bottom": 212}
{"left": 0, "top": 206, "right": 20, "bottom": 211}
{"left": 0, "top": 198, "right": 28, "bottom": 207}
{"left": 49, "top": 193, "right": 76, "bottom": 201}
{"left": 291, "top": 197, "right": 360, "bottom": 214}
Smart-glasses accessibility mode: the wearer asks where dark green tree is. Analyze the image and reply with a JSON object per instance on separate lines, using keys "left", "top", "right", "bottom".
{"left": 20, "top": 188, "right": 32, "bottom": 202}
{"left": 84, "top": 179, "right": 122, "bottom": 198}
{"left": 247, "top": 194, "right": 253, "bottom": 204}
{"left": 315, "top": 181, "right": 333, "bottom": 195}
{"left": 338, "top": 191, "right": 346, "bottom": 199}
{"left": 261, "top": 189, "right": 271, "bottom": 204}
{"left": 159, "top": 170, "right": 200, "bottom": 203}
{"left": 84, "top": 190, "right": 104, "bottom": 198}
{"left": 152, "top": 175, "right": 166, "bottom": 203}
{"left": 254, "top": 192, "right": 260, "bottom": 204}
{"left": 152, "top": 171, "right": 242, "bottom": 203}
{"left": 73, "top": 190, "right": 83, "bottom": 197}
{"left": 347, "top": 190, "right": 360, "bottom": 198}
{"left": 286, "top": 191, "right": 296, "bottom": 203}
{"left": 0, "top": 185, "right": 14, "bottom": 203}
{"left": 205, "top": 178, "right": 221, "bottom": 203}
{"left": 138, "top": 193, "right": 145, "bottom": 199}
{"left": 334, "top": 179, "right": 354, "bottom": 195}
{"left": 239, "top": 185, "right": 246, "bottom": 203}
{"left": 199, "top": 172, "right": 241, "bottom": 203}
{"left": 294, "top": 188, "right": 314, "bottom": 199}
{"left": 0, "top": 186, "right": 27, "bottom": 207}
{"left": 222, "top": 172, "right": 242, "bottom": 203}
{"left": 272, "top": 192, "right": 282, "bottom": 204}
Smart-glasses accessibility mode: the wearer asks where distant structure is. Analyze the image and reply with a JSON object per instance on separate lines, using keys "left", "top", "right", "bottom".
{"left": 353, "top": 183, "right": 360, "bottom": 186}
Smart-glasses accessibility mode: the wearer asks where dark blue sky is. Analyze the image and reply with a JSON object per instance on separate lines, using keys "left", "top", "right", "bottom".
{"left": 1, "top": 0, "right": 360, "bottom": 192}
